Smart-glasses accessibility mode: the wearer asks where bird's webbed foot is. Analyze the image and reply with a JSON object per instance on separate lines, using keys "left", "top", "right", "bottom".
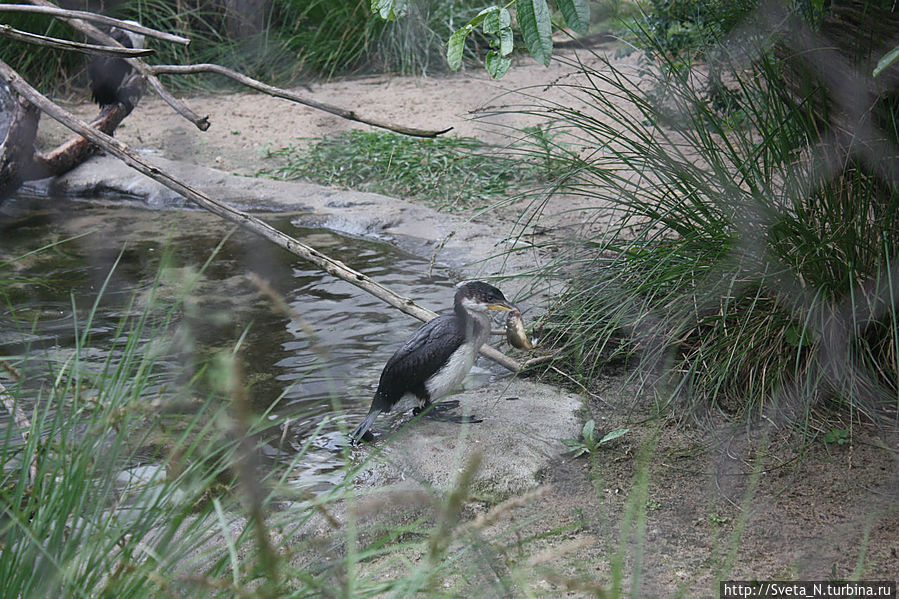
{"left": 412, "top": 399, "right": 458, "bottom": 416}
{"left": 351, "top": 430, "right": 377, "bottom": 446}
{"left": 415, "top": 400, "right": 482, "bottom": 424}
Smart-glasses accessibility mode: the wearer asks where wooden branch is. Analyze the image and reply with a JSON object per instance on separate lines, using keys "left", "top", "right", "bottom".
{"left": 0, "top": 23, "right": 154, "bottom": 57}
{"left": 0, "top": 58, "right": 522, "bottom": 372}
{"left": 0, "top": 4, "right": 191, "bottom": 45}
{"left": 26, "top": 0, "right": 210, "bottom": 131}
{"left": 149, "top": 64, "right": 453, "bottom": 138}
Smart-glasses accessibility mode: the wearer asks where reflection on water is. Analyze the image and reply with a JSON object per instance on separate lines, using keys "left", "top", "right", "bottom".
{"left": 0, "top": 199, "right": 477, "bottom": 493}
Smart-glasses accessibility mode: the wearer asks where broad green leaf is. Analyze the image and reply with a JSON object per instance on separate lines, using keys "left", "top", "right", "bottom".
{"left": 499, "top": 27, "right": 514, "bottom": 56}
{"left": 874, "top": 44, "right": 899, "bottom": 77}
{"left": 516, "top": 0, "right": 553, "bottom": 66}
{"left": 581, "top": 418, "right": 595, "bottom": 443}
{"left": 482, "top": 7, "right": 503, "bottom": 34}
{"left": 556, "top": 0, "right": 590, "bottom": 35}
{"left": 599, "top": 427, "right": 628, "bottom": 444}
{"left": 486, "top": 51, "right": 512, "bottom": 79}
{"left": 784, "top": 324, "right": 803, "bottom": 347}
{"left": 470, "top": 6, "right": 496, "bottom": 27}
{"left": 447, "top": 25, "right": 473, "bottom": 71}
{"left": 484, "top": 6, "right": 513, "bottom": 34}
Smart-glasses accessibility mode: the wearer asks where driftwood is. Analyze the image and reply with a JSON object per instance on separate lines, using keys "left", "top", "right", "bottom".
{"left": 0, "top": 72, "right": 145, "bottom": 196}
{"left": 0, "top": 58, "right": 524, "bottom": 373}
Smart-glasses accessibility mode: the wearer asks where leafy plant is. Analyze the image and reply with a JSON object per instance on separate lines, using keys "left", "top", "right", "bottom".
{"left": 563, "top": 419, "right": 629, "bottom": 457}
{"left": 501, "top": 9, "right": 899, "bottom": 424}
{"left": 519, "top": 123, "right": 577, "bottom": 180}
{"left": 822, "top": 428, "right": 851, "bottom": 445}
{"left": 259, "top": 130, "right": 535, "bottom": 210}
{"left": 444, "top": 0, "right": 590, "bottom": 78}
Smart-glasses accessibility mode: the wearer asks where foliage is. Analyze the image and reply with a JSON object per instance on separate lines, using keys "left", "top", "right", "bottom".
{"left": 822, "top": 428, "right": 851, "bottom": 445}
{"left": 505, "top": 17, "right": 899, "bottom": 424}
{"left": 444, "top": 0, "right": 590, "bottom": 78}
{"left": 259, "top": 130, "right": 535, "bottom": 210}
{"left": 272, "top": 0, "right": 493, "bottom": 78}
{"left": 563, "top": 419, "right": 629, "bottom": 457}
{"left": 639, "top": 0, "right": 758, "bottom": 58}
{"left": 874, "top": 43, "right": 899, "bottom": 77}
{"left": 1, "top": 0, "right": 494, "bottom": 94}
{"left": 0, "top": 12, "right": 85, "bottom": 95}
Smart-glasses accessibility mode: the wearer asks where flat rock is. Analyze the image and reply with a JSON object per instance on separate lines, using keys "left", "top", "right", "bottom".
{"left": 354, "top": 377, "right": 584, "bottom": 501}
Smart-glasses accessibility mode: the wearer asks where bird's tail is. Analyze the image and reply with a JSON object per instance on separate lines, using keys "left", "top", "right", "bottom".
{"left": 350, "top": 410, "right": 381, "bottom": 445}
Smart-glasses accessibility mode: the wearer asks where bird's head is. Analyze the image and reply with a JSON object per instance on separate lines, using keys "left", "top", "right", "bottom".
{"left": 454, "top": 281, "right": 516, "bottom": 315}
{"left": 111, "top": 21, "right": 146, "bottom": 50}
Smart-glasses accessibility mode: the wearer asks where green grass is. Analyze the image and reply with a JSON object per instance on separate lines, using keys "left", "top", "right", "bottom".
{"left": 260, "top": 130, "right": 538, "bottom": 211}
{"left": 497, "top": 15, "right": 899, "bottom": 426}
{"left": 0, "top": 240, "right": 638, "bottom": 598}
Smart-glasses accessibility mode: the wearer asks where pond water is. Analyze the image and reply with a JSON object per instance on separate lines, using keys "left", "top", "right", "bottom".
{"left": 0, "top": 199, "right": 494, "bottom": 493}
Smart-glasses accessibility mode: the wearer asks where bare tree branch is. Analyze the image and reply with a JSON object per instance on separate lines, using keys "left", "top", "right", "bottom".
{"left": 0, "top": 57, "right": 522, "bottom": 372}
{"left": 0, "top": 23, "right": 154, "bottom": 56}
{"left": 150, "top": 63, "right": 452, "bottom": 138}
{"left": 0, "top": 4, "right": 191, "bottom": 45}
{"left": 26, "top": 0, "right": 210, "bottom": 131}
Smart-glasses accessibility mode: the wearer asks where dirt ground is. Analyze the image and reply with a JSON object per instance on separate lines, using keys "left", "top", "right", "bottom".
{"left": 35, "top": 49, "right": 899, "bottom": 594}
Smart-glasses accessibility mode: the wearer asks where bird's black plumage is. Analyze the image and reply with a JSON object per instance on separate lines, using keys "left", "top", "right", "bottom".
{"left": 351, "top": 281, "right": 515, "bottom": 443}
{"left": 372, "top": 313, "right": 466, "bottom": 410}
{"left": 88, "top": 26, "right": 142, "bottom": 107}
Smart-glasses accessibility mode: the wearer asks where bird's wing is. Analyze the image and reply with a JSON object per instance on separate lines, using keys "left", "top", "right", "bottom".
{"left": 376, "top": 315, "right": 464, "bottom": 400}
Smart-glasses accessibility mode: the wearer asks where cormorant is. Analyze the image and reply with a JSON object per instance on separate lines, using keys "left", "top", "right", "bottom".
{"left": 88, "top": 22, "right": 145, "bottom": 107}
{"left": 350, "top": 281, "right": 516, "bottom": 443}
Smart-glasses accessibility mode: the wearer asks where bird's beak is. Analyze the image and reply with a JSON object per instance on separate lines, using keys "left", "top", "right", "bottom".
{"left": 487, "top": 301, "right": 517, "bottom": 312}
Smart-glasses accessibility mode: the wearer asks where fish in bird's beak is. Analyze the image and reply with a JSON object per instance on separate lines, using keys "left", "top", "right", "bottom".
{"left": 505, "top": 308, "right": 540, "bottom": 350}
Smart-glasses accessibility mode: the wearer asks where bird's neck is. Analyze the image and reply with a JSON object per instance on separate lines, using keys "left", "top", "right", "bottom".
{"left": 455, "top": 304, "right": 491, "bottom": 347}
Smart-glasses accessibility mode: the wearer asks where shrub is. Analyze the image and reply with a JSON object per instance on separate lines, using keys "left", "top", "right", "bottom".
{"left": 511, "top": 4, "right": 899, "bottom": 425}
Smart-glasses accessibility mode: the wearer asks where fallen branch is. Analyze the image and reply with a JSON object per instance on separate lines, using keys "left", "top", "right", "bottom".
{"left": 150, "top": 64, "right": 452, "bottom": 138}
{"left": 0, "top": 23, "right": 154, "bottom": 57}
{"left": 0, "top": 4, "right": 191, "bottom": 45}
{"left": 0, "top": 58, "right": 522, "bottom": 372}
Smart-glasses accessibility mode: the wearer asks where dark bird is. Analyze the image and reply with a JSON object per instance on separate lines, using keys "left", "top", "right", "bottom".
{"left": 351, "top": 281, "right": 516, "bottom": 443}
{"left": 88, "top": 22, "right": 145, "bottom": 107}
